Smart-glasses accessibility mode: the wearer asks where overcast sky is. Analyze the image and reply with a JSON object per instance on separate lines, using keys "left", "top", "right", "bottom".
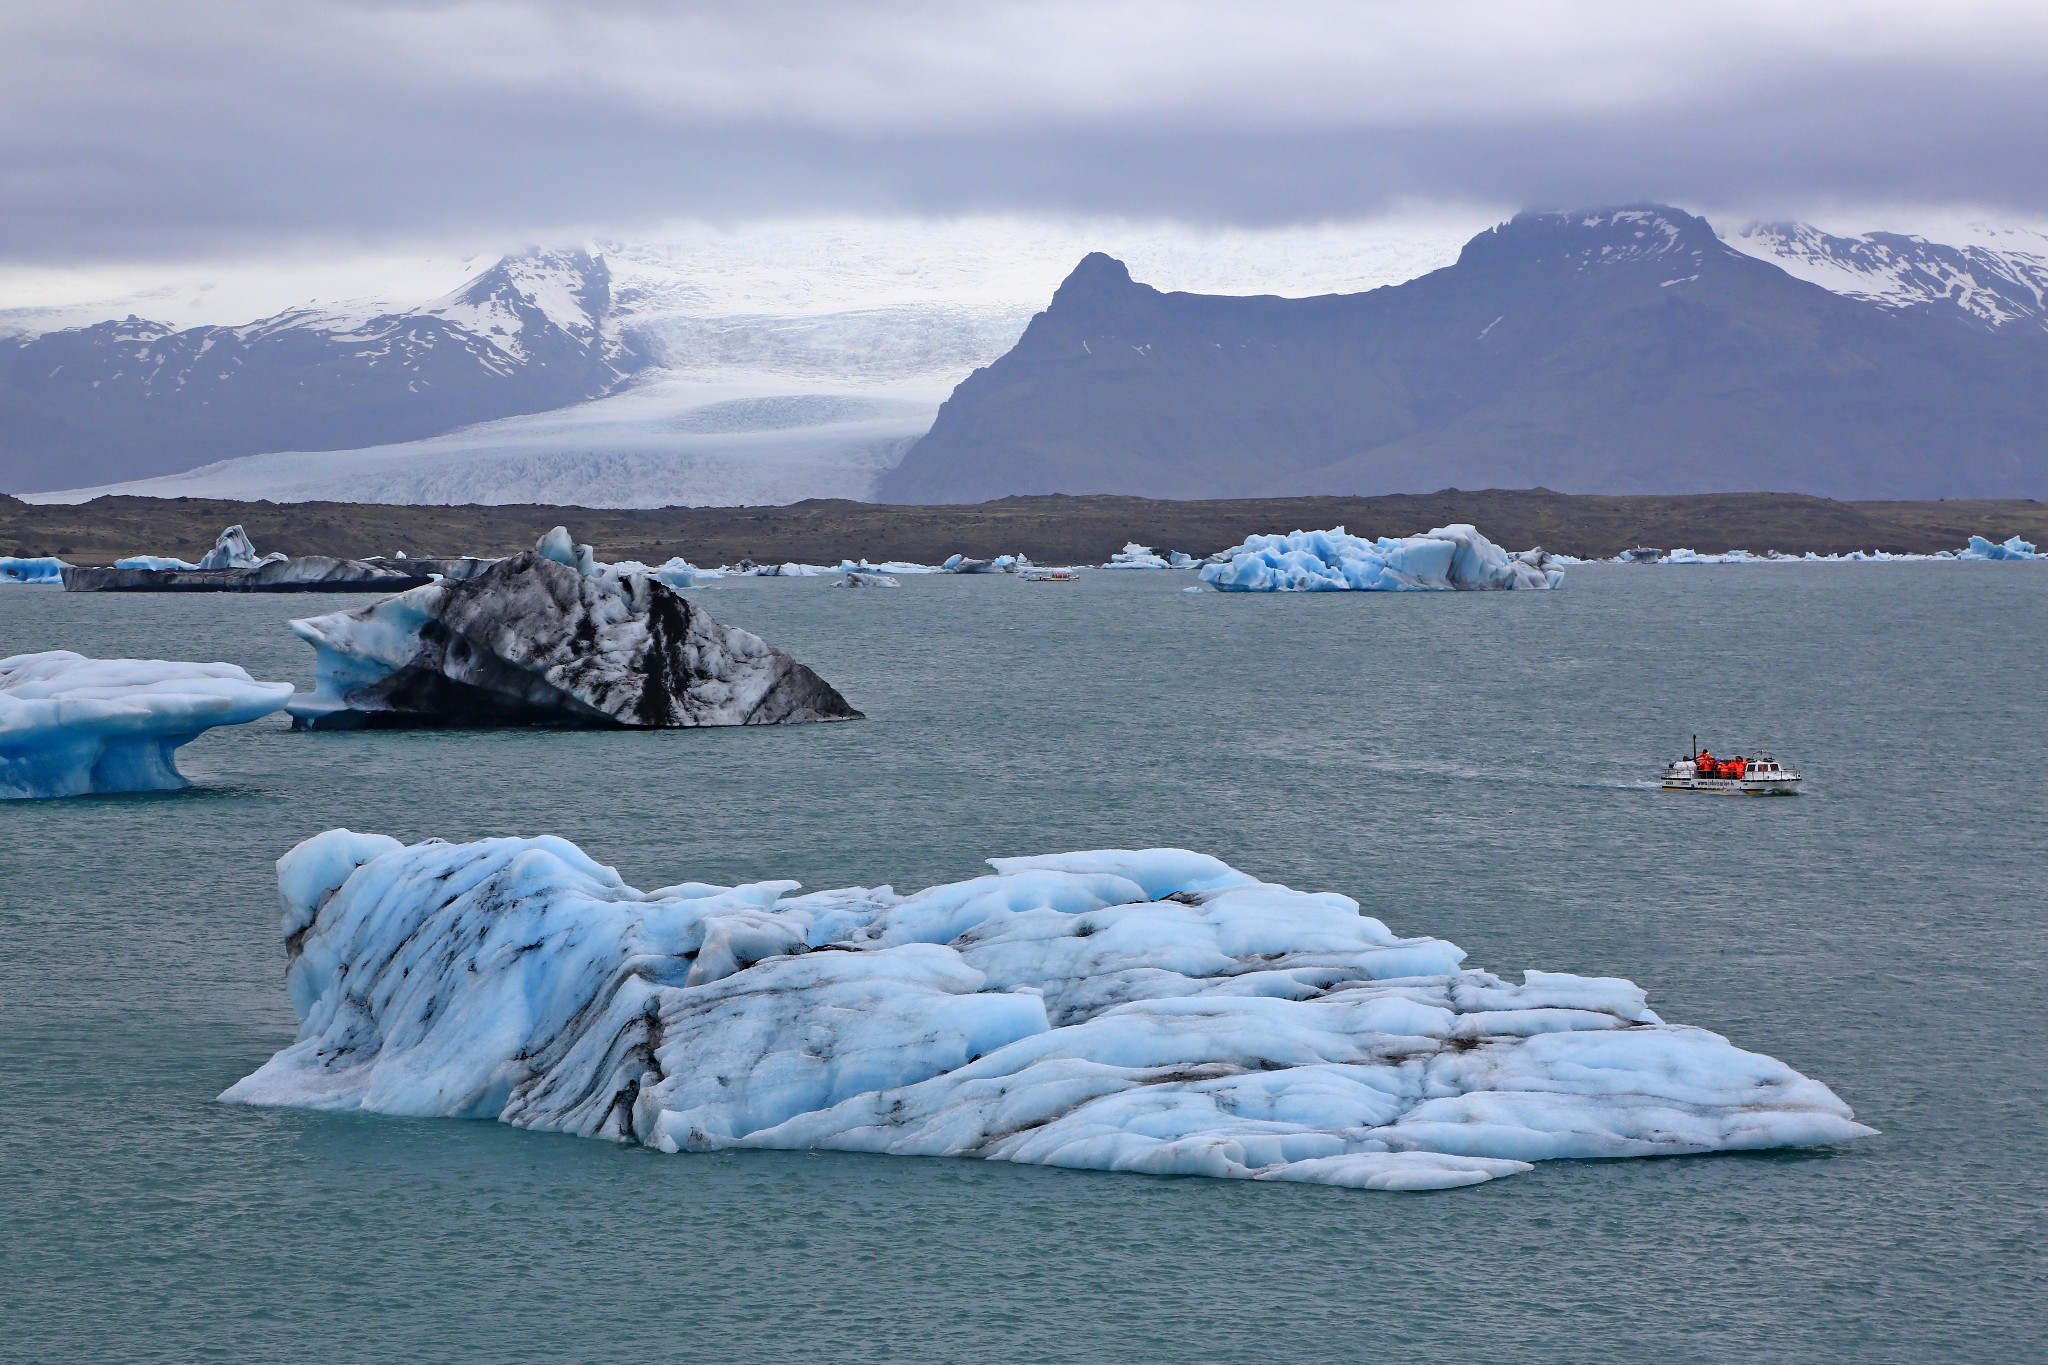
{"left": 5, "top": 0, "right": 2047, "bottom": 267}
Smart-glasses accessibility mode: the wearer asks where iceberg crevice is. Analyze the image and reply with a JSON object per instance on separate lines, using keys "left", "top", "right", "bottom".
{"left": 224, "top": 834, "right": 1874, "bottom": 1191}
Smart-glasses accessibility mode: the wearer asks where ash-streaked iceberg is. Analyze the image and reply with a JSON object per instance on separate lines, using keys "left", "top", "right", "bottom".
{"left": 1201, "top": 524, "right": 1561, "bottom": 592}
{"left": 286, "top": 528, "right": 861, "bottom": 729}
{"left": 64, "top": 524, "right": 436, "bottom": 593}
{"left": 225, "top": 834, "right": 1872, "bottom": 1192}
{"left": 197, "top": 524, "right": 271, "bottom": 570}
{"left": 0, "top": 556, "right": 69, "bottom": 584}
{"left": 0, "top": 651, "right": 293, "bottom": 799}
{"left": 940, "top": 554, "right": 1017, "bottom": 574}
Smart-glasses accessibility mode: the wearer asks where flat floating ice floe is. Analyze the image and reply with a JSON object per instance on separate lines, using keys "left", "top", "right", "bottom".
{"left": 0, "top": 651, "right": 293, "bottom": 799}
{"left": 225, "top": 835, "right": 1873, "bottom": 1191}
{"left": 1200, "top": 525, "right": 1562, "bottom": 592}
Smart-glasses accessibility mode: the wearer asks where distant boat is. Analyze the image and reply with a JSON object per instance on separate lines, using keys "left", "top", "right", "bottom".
{"left": 1661, "top": 738, "right": 1802, "bottom": 795}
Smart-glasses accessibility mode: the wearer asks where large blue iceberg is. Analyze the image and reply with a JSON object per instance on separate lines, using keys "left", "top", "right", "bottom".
{"left": 1200, "top": 524, "right": 1562, "bottom": 592}
{"left": 0, "top": 651, "right": 293, "bottom": 799}
{"left": 1957, "top": 535, "right": 2041, "bottom": 561}
{"left": 0, "top": 556, "right": 69, "bottom": 585}
{"left": 224, "top": 834, "right": 1872, "bottom": 1192}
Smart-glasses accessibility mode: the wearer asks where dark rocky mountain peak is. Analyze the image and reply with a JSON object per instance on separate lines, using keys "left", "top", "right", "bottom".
{"left": 1456, "top": 204, "right": 1733, "bottom": 274}
{"left": 880, "top": 204, "right": 2048, "bottom": 505}
{"left": 1057, "top": 251, "right": 1138, "bottom": 294}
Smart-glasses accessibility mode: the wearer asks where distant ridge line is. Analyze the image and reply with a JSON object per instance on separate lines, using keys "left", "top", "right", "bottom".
{"left": 5, "top": 488, "right": 2045, "bottom": 565}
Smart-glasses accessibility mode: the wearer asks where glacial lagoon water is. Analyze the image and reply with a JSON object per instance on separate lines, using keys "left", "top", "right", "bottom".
{"left": 3, "top": 565, "right": 2043, "bottom": 1362}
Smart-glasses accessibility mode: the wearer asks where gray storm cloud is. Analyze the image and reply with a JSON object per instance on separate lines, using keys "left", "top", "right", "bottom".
{"left": 4, "top": 0, "right": 2047, "bottom": 263}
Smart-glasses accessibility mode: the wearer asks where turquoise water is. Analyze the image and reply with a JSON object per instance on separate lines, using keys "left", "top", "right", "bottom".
{"left": 3, "top": 566, "right": 2043, "bottom": 1362}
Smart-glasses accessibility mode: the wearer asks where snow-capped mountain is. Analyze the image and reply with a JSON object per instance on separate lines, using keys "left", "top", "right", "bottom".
{"left": 15, "top": 216, "right": 1478, "bottom": 505}
{"left": 1728, "top": 221, "right": 2048, "bottom": 332}
{"left": 0, "top": 249, "right": 633, "bottom": 492}
{"left": 17, "top": 208, "right": 2048, "bottom": 507}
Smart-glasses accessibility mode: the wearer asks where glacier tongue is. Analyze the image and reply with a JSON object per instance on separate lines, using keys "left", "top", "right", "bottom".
{"left": 224, "top": 833, "right": 1874, "bottom": 1192}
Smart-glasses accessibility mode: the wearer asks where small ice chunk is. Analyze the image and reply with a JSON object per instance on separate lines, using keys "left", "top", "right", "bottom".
{"left": 1102, "top": 542, "right": 1181, "bottom": 569}
{"left": 196, "top": 525, "right": 264, "bottom": 570}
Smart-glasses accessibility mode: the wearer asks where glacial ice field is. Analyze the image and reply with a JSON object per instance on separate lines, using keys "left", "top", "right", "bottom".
{"left": 227, "top": 833, "right": 1872, "bottom": 1191}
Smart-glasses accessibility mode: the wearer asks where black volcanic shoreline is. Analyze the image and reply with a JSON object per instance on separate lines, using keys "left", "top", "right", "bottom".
{"left": 4, "top": 489, "right": 2045, "bottom": 566}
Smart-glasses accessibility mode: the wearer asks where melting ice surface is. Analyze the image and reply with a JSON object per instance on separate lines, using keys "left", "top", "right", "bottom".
{"left": 1201, "top": 525, "right": 1561, "bottom": 592}
{"left": 0, "top": 651, "right": 293, "bottom": 799}
{"left": 225, "top": 834, "right": 1873, "bottom": 1192}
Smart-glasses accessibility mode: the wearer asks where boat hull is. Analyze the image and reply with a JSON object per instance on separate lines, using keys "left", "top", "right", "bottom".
{"left": 1659, "top": 777, "right": 1802, "bottom": 796}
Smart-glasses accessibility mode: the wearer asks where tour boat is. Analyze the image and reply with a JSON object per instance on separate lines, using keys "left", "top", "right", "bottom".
{"left": 1661, "top": 739, "right": 1802, "bottom": 795}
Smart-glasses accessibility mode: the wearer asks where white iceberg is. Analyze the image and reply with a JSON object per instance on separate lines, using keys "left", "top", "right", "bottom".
{"left": 225, "top": 835, "right": 1873, "bottom": 1192}
{"left": 1101, "top": 543, "right": 1178, "bottom": 570}
{"left": 606, "top": 556, "right": 724, "bottom": 588}
{"left": 748, "top": 562, "right": 835, "bottom": 577}
{"left": 285, "top": 528, "right": 861, "bottom": 729}
{"left": 0, "top": 556, "right": 69, "bottom": 584}
{"left": 1200, "top": 525, "right": 1562, "bottom": 592}
{"left": 112, "top": 555, "right": 203, "bottom": 571}
{"left": 195, "top": 524, "right": 282, "bottom": 571}
{"left": 830, "top": 572, "right": 901, "bottom": 588}
{"left": 651, "top": 557, "right": 702, "bottom": 588}
{"left": 0, "top": 651, "right": 293, "bottom": 799}
{"left": 837, "top": 559, "right": 940, "bottom": 576}
{"left": 940, "top": 554, "right": 1016, "bottom": 574}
